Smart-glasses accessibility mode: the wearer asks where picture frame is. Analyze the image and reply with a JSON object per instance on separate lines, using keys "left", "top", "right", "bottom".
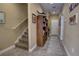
{"left": 69, "top": 3, "right": 78, "bottom": 12}
{"left": 32, "top": 13, "right": 37, "bottom": 23}
{"left": 69, "top": 13, "right": 78, "bottom": 25}
{"left": 0, "top": 11, "right": 5, "bottom": 24}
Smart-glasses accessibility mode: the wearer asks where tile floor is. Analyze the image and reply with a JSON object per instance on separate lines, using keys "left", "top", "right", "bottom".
{"left": 0, "top": 35, "right": 67, "bottom": 56}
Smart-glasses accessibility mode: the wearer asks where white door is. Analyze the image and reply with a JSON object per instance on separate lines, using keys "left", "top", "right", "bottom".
{"left": 60, "top": 16, "right": 64, "bottom": 40}
{"left": 50, "top": 20, "right": 59, "bottom": 35}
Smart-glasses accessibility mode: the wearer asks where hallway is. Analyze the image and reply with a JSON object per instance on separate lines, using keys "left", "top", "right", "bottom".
{"left": 0, "top": 35, "right": 67, "bottom": 56}
{"left": 0, "top": 3, "right": 79, "bottom": 56}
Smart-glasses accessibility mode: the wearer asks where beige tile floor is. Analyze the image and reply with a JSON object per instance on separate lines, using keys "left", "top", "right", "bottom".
{"left": 0, "top": 35, "right": 67, "bottom": 56}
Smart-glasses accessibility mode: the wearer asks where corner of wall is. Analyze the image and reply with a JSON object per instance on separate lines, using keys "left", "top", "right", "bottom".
{"left": 29, "top": 44, "right": 37, "bottom": 52}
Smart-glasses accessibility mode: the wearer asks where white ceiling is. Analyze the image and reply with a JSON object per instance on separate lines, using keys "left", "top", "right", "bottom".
{"left": 40, "top": 3, "right": 64, "bottom": 15}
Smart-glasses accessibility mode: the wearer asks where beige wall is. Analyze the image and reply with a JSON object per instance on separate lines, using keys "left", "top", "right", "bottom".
{"left": 0, "top": 3, "right": 28, "bottom": 50}
{"left": 28, "top": 3, "right": 43, "bottom": 50}
{"left": 48, "top": 15, "right": 59, "bottom": 29}
{"left": 62, "top": 3, "right": 79, "bottom": 56}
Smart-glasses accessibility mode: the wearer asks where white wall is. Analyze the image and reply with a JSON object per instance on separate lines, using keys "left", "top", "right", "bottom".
{"left": 28, "top": 3, "right": 43, "bottom": 51}
{"left": 62, "top": 3, "right": 79, "bottom": 56}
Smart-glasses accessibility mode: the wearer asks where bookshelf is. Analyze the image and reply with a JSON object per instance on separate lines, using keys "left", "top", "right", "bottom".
{"left": 37, "top": 14, "right": 48, "bottom": 47}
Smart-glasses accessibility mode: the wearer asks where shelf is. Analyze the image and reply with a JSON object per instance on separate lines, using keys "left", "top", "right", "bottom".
{"left": 43, "top": 27, "right": 46, "bottom": 31}
{"left": 37, "top": 15, "right": 48, "bottom": 47}
{"left": 43, "top": 22, "right": 45, "bottom": 24}
{"left": 11, "top": 17, "right": 28, "bottom": 30}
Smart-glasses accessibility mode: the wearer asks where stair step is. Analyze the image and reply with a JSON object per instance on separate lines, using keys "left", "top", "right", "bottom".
{"left": 22, "top": 34, "right": 28, "bottom": 39}
{"left": 25, "top": 29, "right": 28, "bottom": 32}
{"left": 26, "top": 30, "right": 28, "bottom": 32}
{"left": 15, "top": 42, "right": 28, "bottom": 50}
{"left": 19, "top": 38, "right": 28, "bottom": 44}
{"left": 24, "top": 32, "right": 28, "bottom": 35}
{"left": 26, "top": 28, "right": 28, "bottom": 31}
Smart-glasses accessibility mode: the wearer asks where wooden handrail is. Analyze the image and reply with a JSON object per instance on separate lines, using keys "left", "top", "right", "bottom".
{"left": 11, "top": 17, "right": 28, "bottom": 30}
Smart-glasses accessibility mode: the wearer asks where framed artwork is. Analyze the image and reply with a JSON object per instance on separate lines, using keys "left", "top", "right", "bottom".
{"left": 69, "top": 3, "right": 78, "bottom": 12}
{"left": 69, "top": 13, "right": 78, "bottom": 25}
{"left": 32, "top": 13, "right": 37, "bottom": 23}
{"left": 0, "top": 11, "right": 5, "bottom": 24}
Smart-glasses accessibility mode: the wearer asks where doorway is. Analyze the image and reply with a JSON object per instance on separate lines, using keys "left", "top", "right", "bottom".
{"left": 50, "top": 19, "right": 59, "bottom": 36}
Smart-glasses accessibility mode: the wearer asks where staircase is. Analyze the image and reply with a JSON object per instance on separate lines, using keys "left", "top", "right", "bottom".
{"left": 15, "top": 28, "right": 28, "bottom": 50}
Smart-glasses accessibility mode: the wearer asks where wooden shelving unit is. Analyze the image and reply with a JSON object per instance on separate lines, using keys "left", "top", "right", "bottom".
{"left": 37, "top": 14, "right": 48, "bottom": 47}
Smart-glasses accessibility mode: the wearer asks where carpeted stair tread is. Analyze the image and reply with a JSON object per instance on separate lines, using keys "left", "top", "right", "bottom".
{"left": 22, "top": 34, "right": 28, "bottom": 38}
{"left": 24, "top": 32, "right": 28, "bottom": 35}
{"left": 15, "top": 28, "right": 28, "bottom": 50}
{"left": 19, "top": 38, "right": 28, "bottom": 44}
{"left": 15, "top": 42, "right": 28, "bottom": 50}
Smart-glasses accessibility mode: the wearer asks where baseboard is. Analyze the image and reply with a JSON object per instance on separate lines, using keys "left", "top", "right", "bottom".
{"left": 29, "top": 44, "right": 37, "bottom": 52}
{"left": 62, "top": 42, "right": 70, "bottom": 56}
{"left": 0, "top": 45, "right": 15, "bottom": 55}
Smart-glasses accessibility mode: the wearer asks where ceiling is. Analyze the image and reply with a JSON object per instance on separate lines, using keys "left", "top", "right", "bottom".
{"left": 40, "top": 3, "right": 64, "bottom": 15}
